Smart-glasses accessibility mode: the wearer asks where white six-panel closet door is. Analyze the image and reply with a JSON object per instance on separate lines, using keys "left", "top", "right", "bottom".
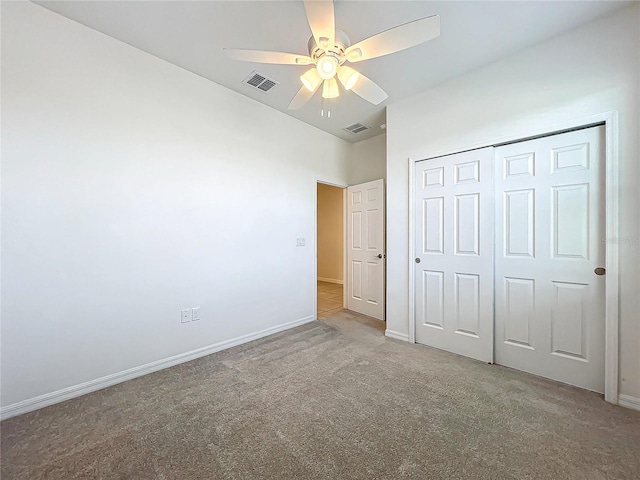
{"left": 414, "top": 147, "right": 494, "bottom": 363}
{"left": 494, "top": 126, "right": 605, "bottom": 393}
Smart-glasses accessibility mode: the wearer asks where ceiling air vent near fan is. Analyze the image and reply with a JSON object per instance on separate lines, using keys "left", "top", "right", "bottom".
{"left": 243, "top": 71, "right": 279, "bottom": 93}
{"left": 343, "top": 122, "right": 370, "bottom": 134}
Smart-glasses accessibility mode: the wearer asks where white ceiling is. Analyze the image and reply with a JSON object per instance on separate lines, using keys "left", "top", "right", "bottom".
{"left": 35, "top": 0, "right": 631, "bottom": 143}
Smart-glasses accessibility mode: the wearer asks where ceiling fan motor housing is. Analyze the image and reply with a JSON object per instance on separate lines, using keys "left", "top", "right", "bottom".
{"left": 308, "top": 30, "right": 351, "bottom": 64}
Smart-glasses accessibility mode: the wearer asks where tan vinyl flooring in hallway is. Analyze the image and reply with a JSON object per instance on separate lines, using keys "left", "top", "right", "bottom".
{"left": 317, "top": 281, "right": 343, "bottom": 319}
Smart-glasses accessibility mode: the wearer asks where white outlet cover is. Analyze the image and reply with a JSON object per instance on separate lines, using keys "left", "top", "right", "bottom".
{"left": 192, "top": 307, "right": 201, "bottom": 321}
{"left": 181, "top": 309, "right": 191, "bottom": 323}
{"left": 296, "top": 237, "right": 305, "bottom": 247}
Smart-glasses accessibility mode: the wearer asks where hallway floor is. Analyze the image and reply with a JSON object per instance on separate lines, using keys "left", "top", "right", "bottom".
{"left": 317, "top": 281, "right": 343, "bottom": 319}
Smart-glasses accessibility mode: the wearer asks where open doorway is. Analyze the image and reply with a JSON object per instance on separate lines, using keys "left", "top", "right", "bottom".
{"left": 317, "top": 182, "right": 345, "bottom": 319}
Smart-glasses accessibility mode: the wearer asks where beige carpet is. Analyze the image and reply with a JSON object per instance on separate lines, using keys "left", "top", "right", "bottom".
{"left": 2, "top": 311, "right": 640, "bottom": 479}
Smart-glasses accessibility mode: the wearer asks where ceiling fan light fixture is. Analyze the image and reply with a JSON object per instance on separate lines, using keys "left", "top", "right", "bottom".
{"left": 316, "top": 55, "right": 339, "bottom": 80}
{"left": 300, "top": 68, "right": 322, "bottom": 92}
{"left": 226, "top": 5, "right": 441, "bottom": 111}
{"left": 337, "top": 65, "right": 360, "bottom": 90}
{"left": 322, "top": 78, "right": 339, "bottom": 99}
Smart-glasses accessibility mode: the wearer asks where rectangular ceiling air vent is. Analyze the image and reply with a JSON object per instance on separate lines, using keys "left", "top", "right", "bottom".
{"left": 343, "top": 122, "right": 370, "bottom": 134}
{"left": 243, "top": 71, "right": 279, "bottom": 93}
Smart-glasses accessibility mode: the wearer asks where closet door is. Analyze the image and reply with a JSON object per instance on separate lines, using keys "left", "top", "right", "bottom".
{"left": 414, "top": 148, "right": 494, "bottom": 362}
{"left": 494, "top": 126, "right": 605, "bottom": 392}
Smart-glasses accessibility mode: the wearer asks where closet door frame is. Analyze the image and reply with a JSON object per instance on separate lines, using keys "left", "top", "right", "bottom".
{"left": 407, "top": 111, "right": 619, "bottom": 404}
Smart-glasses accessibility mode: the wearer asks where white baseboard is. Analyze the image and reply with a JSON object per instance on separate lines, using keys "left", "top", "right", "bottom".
{"left": 385, "top": 329, "right": 410, "bottom": 342}
{"left": 317, "top": 277, "right": 343, "bottom": 285}
{"left": 0, "top": 315, "right": 316, "bottom": 421}
{"left": 618, "top": 394, "right": 640, "bottom": 412}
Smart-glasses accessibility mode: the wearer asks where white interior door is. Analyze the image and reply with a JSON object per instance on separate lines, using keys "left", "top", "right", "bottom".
{"left": 494, "top": 126, "right": 605, "bottom": 392}
{"left": 414, "top": 148, "right": 494, "bottom": 362}
{"left": 347, "top": 179, "right": 384, "bottom": 320}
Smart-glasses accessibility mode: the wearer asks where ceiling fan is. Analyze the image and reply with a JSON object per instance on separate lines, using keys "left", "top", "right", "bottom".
{"left": 224, "top": 0, "right": 440, "bottom": 111}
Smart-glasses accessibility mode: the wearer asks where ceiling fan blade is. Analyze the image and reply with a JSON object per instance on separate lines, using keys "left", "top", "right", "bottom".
{"left": 350, "top": 72, "right": 388, "bottom": 105}
{"left": 345, "top": 15, "right": 440, "bottom": 63}
{"left": 288, "top": 84, "right": 319, "bottom": 110}
{"left": 224, "top": 48, "right": 313, "bottom": 65}
{"left": 304, "top": 0, "right": 335, "bottom": 51}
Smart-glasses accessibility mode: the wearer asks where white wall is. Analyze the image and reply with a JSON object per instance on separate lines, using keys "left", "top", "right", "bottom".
{"left": 0, "top": 2, "right": 351, "bottom": 410}
{"left": 348, "top": 134, "right": 387, "bottom": 185}
{"left": 387, "top": 5, "right": 640, "bottom": 401}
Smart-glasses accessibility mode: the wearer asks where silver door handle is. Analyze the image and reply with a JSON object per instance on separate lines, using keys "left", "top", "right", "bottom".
{"left": 594, "top": 267, "right": 606, "bottom": 276}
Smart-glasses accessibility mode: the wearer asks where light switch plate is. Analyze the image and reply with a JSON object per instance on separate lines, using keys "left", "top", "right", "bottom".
{"left": 296, "top": 237, "right": 306, "bottom": 247}
{"left": 192, "top": 307, "right": 200, "bottom": 321}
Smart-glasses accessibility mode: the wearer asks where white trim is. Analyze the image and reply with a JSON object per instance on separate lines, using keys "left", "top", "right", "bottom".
{"left": 618, "top": 394, "right": 640, "bottom": 412}
{"left": 343, "top": 188, "right": 348, "bottom": 309}
{"left": 407, "top": 112, "right": 620, "bottom": 404}
{"left": 603, "top": 113, "right": 619, "bottom": 404}
{"left": 317, "top": 277, "right": 343, "bottom": 285}
{"left": 407, "top": 157, "right": 416, "bottom": 343}
{"left": 0, "top": 315, "right": 315, "bottom": 420}
{"left": 382, "top": 179, "right": 388, "bottom": 322}
{"left": 385, "top": 329, "right": 410, "bottom": 342}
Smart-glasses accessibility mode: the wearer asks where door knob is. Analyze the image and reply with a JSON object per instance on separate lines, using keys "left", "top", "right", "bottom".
{"left": 594, "top": 267, "right": 606, "bottom": 276}
{"left": 376, "top": 254, "right": 383, "bottom": 259}
{"left": 415, "top": 258, "right": 421, "bottom": 263}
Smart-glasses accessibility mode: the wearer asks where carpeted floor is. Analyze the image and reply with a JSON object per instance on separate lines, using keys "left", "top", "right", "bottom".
{"left": 2, "top": 310, "right": 640, "bottom": 479}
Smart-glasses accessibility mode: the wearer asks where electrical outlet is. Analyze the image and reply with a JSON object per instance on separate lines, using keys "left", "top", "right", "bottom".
{"left": 296, "top": 237, "right": 306, "bottom": 247}
{"left": 192, "top": 307, "right": 201, "bottom": 322}
{"left": 181, "top": 309, "right": 191, "bottom": 323}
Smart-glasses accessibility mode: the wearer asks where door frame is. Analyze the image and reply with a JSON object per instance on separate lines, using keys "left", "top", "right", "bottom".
{"left": 314, "top": 177, "right": 348, "bottom": 316}
{"left": 407, "top": 111, "right": 620, "bottom": 404}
